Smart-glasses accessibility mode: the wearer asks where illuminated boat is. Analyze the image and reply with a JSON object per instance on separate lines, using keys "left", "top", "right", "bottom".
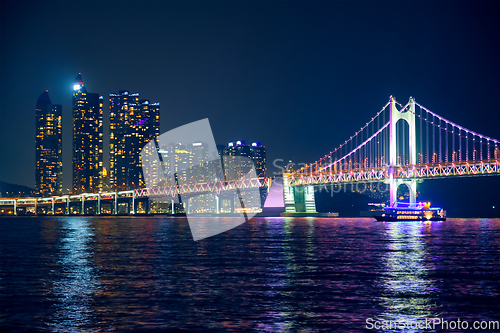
{"left": 374, "top": 202, "right": 446, "bottom": 222}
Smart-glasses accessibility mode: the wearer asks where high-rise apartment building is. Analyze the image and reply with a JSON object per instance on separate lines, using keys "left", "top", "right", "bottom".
{"left": 72, "top": 74, "right": 103, "bottom": 194}
{"left": 221, "top": 141, "right": 267, "bottom": 210}
{"left": 35, "top": 91, "right": 62, "bottom": 196}
{"left": 109, "top": 90, "right": 159, "bottom": 190}
{"left": 223, "top": 141, "right": 266, "bottom": 180}
{"left": 157, "top": 142, "right": 213, "bottom": 186}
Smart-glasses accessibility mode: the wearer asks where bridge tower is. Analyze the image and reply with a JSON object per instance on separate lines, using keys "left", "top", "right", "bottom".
{"left": 283, "top": 173, "right": 317, "bottom": 214}
{"left": 388, "top": 96, "right": 417, "bottom": 206}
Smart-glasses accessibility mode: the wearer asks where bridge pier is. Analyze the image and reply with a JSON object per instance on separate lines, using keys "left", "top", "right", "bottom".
{"left": 116, "top": 198, "right": 132, "bottom": 214}
{"left": 133, "top": 198, "right": 150, "bottom": 214}
{"left": 283, "top": 174, "right": 317, "bottom": 214}
{"left": 148, "top": 198, "right": 181, "bottom": 214}
{"left": 99, "top": 200, "right": 114, "bottom": 214}
{"left": 53, "top": 196, "right": 69, "bottom": 215}
{"left": 83, "top": 200, "right": 98, "bottom": 215}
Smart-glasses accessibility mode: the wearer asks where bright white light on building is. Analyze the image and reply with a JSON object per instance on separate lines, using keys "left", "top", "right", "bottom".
{"left": 73, "top": 84, "right": 81, "bottom": 90}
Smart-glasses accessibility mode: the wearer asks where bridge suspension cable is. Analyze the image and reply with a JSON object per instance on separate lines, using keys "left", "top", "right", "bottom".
{"left": 411, "top": 103, "right": 499, "bottom": 164}
{"left": 319, "top": 121, "right": 390, "bottom": 172}
{"left": 294, "top": 96, "right": 499, "bottom": 183}
{"left": 295, "top": 100, "right": 397, "bottom": 175}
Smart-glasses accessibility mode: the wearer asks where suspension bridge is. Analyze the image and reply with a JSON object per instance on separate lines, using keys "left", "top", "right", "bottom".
{"left": 1, "top": 96, "right": 498, "bottom": 216}
{"left": 283, "top": 96, "right": 499, "bottom": 214}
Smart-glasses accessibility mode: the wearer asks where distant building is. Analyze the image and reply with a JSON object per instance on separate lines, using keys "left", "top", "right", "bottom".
{"left": 109, "top": 90, "right": 159, "bottom": 190}
{"left": 72, "top": 73, "right": 103, "bottom": 194}
{"left": 157, "top": 142, "right": 221, "bottom": 213}
{"left": 221, "top": 141, "right": 267, "bottom": 208}
{"left": 158, "top": 142, "right": 212, "bottom": 186}
{"left": 35, "top": 91, "right": 62, "bottom": 196}
{"left": 223, "top": 141, "right": 266, "bottom": 180}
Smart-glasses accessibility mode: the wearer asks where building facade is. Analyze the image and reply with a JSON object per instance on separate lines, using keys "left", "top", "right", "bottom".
{"left": 72, "top": 74, "right": 103, "bottom": 194}
{"left": 109, "top": 90, "right": 159, "bottom": 190}
{"left": 223, "top": 141, "right": 266, "bottom": 180}
{"left": 222, "top": 141, "right": 267, "bottom": 209}
{"left": 35, "top": 91, "right": 62, "bottom": 196}
{"left": 157, "top": 142, "right": 213, "bottom": 186}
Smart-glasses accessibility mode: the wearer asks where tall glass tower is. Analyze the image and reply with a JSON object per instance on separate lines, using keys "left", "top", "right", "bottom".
{"left": 223, "top": 141, "right": 266, "bottom": 180}
{"left": 72, "top": 73, "right": 103, "bottom": 194}
{"left": 35, "top": 91, "right": 62, "bottom": 196}
{"left": 109, "top": 91, "right": 159, "bottom": 190}
{"left": 222, "top": 141, "right": 267, "bottom": 207}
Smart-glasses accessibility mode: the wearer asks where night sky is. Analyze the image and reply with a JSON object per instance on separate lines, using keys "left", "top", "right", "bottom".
{"left": 0, "top": 1, "right": 499, "bottom": 214}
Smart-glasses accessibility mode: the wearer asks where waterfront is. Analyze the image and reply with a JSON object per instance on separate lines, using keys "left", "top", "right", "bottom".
{"left": 0, "top": 216, "right": 499, "bottom": 332}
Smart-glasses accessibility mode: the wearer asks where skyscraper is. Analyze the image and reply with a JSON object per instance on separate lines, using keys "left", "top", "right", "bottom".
{"left": 157, "top": 142, "right": 212, "bottom": 186}
{"left": 72, "top": 74, "right": 103, "bottom": 194}
{"left": 223, "top": 141, "right": 266, "bottom": 180}
{"left": 35, "top": 91, "right": 62, "bottom": 196}
{"left": 109, "top": 91, "right": 159, "bottom": 190}
{"left": 222, "top": 141, "right": 267, "bottom": 208}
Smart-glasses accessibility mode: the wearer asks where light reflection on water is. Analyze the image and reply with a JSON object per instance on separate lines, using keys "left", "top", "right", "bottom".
{"left": 260, "top": 217, "right": 319, "bottom": 332}
{"left": 377, "top": 221, "right": 438, "bottom": 332}
{"left": 0, "top": 217, "right": 498, "bottom": 332}
{"left": 49, "top": 218, "right": 101, "bottom": 332}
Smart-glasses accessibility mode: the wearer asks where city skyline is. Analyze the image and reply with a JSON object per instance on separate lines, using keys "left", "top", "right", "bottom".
{"left": 31, "top": 73, "right": 268, "bottom": 196}
{"left": 1, "top": 2, "right": 499, "bottom": 330}
{"left": 1, "top": 1, "right": 499, "bottom": 213}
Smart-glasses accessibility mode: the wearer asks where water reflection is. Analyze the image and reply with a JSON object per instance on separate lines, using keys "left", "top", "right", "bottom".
{"left": 2, "top": 216, "right": 497, "bottom": 332}
{"left": 49, "top": 218, "right": 100, "bottom": 332}
{"left": 378, "top": 221, "right": 438, "bottom": 331}
{"left": 255, "top": 217, "right": 301, "bottom": 332}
